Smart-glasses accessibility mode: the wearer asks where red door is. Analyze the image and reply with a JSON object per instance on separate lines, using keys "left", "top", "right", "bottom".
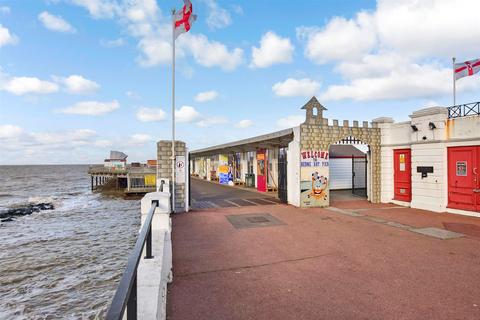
{"left": 448, "top": 146, "right": 480, "bottom": 212}
{"left": 256, "top": 149, "right": 267, "bottom": 192}
{"left": 393, "top": 149, "right": 412, "bottom": 202}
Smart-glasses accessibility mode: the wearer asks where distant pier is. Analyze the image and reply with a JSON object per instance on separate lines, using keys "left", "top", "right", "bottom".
{"left": 88, "top": 165, "right": 157, "bottom": 195}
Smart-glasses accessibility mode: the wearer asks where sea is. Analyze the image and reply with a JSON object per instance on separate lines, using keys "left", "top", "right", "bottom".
{"left": 0, "top": 165, "right": 141, "bottom": 319}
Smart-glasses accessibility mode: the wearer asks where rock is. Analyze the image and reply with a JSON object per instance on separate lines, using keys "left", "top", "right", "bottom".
{"left": 0, "top": 202, "right": 55, "bottom": 220}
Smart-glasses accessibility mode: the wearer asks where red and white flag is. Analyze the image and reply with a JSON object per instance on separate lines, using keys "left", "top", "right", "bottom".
{"left": 454, "top": 58, "right": 480, "bottom": 81}
{"left": 174, "top": 0, "right": 196, "bottom": 39}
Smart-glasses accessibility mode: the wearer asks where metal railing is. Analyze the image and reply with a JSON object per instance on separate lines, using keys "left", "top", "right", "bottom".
{"left": 106, "top": 200, "right": 159, "bottom": 320}
{"left": 447, "top": 102, "right": 480, "bottom": 118}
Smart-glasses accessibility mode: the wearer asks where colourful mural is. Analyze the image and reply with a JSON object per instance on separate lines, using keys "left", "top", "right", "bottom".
{"left": 218, "top": 154, "right": 230, "bottom": 184}
{"left": 300, "top": 150, "right": 329, "bottom": 207}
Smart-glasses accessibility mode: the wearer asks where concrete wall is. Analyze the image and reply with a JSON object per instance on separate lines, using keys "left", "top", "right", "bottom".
{"left": 379, "top": 107, "right": 480, "bottom": 216}
{"left": 138, "top": 192, "right": 172, "bottom": 320}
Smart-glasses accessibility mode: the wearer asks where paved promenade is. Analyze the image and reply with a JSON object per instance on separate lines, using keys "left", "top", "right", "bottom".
{"left": 190, "top": 178, "right": 281, "bottom": 210}
{"left": 168, "top": 185, "right": 480, "bottom": 319}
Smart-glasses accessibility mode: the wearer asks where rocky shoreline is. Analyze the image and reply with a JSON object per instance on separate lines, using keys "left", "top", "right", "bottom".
{"left": 0, "top": 203, "right": 55, "bottom": 222}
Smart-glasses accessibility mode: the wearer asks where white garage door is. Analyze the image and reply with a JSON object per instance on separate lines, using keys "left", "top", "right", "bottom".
{"left": 329, "top": 158, "right": 352, "bottom": 190}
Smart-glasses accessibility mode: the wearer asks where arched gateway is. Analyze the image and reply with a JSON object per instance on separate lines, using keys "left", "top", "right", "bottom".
{"left": 299, "top": 97, "right": 381, "bottom": 207}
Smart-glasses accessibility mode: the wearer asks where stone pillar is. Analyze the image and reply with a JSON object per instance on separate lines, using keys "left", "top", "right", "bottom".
{"left": 157, "top": 140, "right": 187, "bottom": 213}
{"left": 372, "top": 117, "right": 394, "bottom": 203}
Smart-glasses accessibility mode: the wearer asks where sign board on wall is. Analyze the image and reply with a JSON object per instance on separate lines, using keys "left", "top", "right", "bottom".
{"left": 300, "top": 150, "right": 329, "bottom": 207}
{"left": 176, "top": 156, "right": 186, "bottom": 184}
{"left": 399, "top": 154, "right": 406, "bottom": 171}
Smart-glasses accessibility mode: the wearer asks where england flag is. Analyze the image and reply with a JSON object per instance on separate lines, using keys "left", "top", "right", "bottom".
{"left": 174, "top": 0, "right": 197, "bottom": 39}
{"left": 454, "top": 58, "right": 480, "bottom": 81}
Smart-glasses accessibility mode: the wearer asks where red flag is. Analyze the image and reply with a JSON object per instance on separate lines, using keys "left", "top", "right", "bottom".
{"left": 174, "top": 0, "right": 197, "bottom": 39}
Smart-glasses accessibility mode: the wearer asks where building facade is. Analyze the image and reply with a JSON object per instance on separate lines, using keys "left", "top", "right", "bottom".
{"left": 189, "top": 98, "right": 480, "bottom": 217}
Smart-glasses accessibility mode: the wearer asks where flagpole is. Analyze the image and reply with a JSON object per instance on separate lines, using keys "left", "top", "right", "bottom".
{"left": 453, "top": 57, "right": 456, "bottom": 106}
{"left": 171, "top": 8, "right": 176, "bottom": 212}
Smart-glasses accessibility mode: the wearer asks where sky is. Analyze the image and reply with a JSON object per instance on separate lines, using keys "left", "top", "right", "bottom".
{"left": 1, "top": 0, "right": 479, "bottom": 164}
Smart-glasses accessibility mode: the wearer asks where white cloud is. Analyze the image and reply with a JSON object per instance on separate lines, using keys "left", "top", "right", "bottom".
{"left": 32, "top": 129, "right": 96, "bottom": 145}
{"left": 234, "top": 119, "right": 253, "bottom": 129}
{"left": 375, "top": 0, "right": 480, "bottom": 58}
{"left": 297, "top": 0, "right": 480, "bottom": 62}
{"left": 100, "top": 38, "right": 125, "bottom": 47}
{"left": 197, "top": 116, "right": 228, "bottom": 127}
{"left": 65, "top": 0, "right": 243, "bottom": 71}
{"left": 179, "top": 34, "right": 244, "bottom": 71}
{"left": 61, "top": 100, "right": 119, "bottom": 116}
{"left": 0, "top": 24, "right": 18, "bottom": 47}
{"left": 38, "top": 11, "right": 76, "bottom": 33}
{"left": 174, "top": 105, "right": 227, "bottom": 126}
{"left": 251, "top": 31, "right": 294, "bottom": 68}
{"left": 321, "top": 54, "right": 480, "bottom": 101}
{"left": 195, "top": 90, "right": 218, "bottom": 102}
{"left": 1, "top": 76, "right": 59, "bottom": 95}
{"left": 0, "top": 6, "right": 10, "bottom": 14}
{"left": 175, "top": 105, "right": 201, "bottom": 123}
{"left": 126, "top": 90, "right": 141, "bottom": 99}
{"left": 128, "top": 133, "right": 153, "bottom": 146}
{"left": 68, "top": 0, "right": 119, "bottom": 19}
{"left": 272, "top": 78, "right": 320, "bottom": 97}
{"left": 296, "top": 0, "right": 480, "bottom": 102}
{"left": 94, "top": 139, "right": 113, "bottom": 147}
{"left": 276, "top": 115, "right": 304, "bottom": 129}
{"left": 137, "top": 37, "right": 172, "bottom": 67}
{"left": 0, "top": 125, "right": 23, "bottom": 139}
{"left": 57, "top": 75, "right": 100, "bottom": 94}
{"left": 203, "top": 0, "right": 232, "bottom": 30}
{"left": 136, "top": 107, "right": 166, "bottom": 122}
{"left": 297, "top": 12, "right": 376, "bottom": 64}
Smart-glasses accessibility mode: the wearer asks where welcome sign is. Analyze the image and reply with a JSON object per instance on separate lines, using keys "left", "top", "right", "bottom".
{"left": 300, "top": 150, "right": 329, "bottom": 207}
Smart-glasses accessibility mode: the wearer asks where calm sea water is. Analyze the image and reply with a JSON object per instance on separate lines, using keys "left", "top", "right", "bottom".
{"left": 0, "top": 165, "right": 140, "bottom": 319}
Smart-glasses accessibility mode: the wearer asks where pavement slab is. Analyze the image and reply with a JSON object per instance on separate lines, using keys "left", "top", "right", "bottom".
{"left": 410, "top": 227, "right": 465, "bottom": 239}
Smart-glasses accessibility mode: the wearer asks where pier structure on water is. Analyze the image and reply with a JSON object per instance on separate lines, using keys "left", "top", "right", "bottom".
{"left": 88, "top": 151, "right": 158, "bottom": 195}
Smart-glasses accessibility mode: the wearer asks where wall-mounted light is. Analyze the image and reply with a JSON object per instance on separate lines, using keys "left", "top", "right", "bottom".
{"left": 428, "top": 122, "right": 437, "bottom": 130}
{"left": 411, "top": 124, "right": 418, "bottom": 131}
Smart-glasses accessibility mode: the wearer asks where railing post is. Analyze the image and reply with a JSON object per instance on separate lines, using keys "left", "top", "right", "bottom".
{"left": 127, "top": 274, "right": 137, "bottom": 320}
{"left": 145, "top": 225, "right": 153, "bottom": 259}
{"left": 145, "top": 200, "right": 158, "bottom": 259}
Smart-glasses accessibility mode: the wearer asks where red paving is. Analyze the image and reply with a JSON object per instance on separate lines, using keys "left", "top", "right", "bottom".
{"left": 167, "top": 202, "right": 480, "bottom": 320}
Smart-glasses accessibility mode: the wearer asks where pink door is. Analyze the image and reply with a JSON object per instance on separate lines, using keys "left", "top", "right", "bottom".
{"left": 256, "top": 149, "right": 267, "bottom": 192}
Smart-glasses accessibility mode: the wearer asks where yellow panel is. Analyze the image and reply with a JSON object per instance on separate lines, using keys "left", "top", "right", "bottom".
{"left": 144, "top": 174, "right": 156, "bottom": 186}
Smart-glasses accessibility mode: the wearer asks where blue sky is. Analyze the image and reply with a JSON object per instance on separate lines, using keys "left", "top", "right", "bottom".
{"left": 1, "top": 0, "right": 479, "bottom": 164}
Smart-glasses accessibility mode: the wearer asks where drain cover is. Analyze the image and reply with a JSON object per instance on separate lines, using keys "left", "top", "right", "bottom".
{"left": 226, "top": 213, "right": 285, "bottom": 229}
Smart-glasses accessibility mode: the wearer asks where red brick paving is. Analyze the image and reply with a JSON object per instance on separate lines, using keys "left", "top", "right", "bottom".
{"left": 167, "top": 202, "right": 480, "bottom": 320}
